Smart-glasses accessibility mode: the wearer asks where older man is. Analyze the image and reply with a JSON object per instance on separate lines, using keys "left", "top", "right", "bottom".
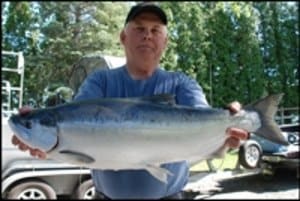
{"left": 12, "top": 2, "right": 248, "bottom": 199}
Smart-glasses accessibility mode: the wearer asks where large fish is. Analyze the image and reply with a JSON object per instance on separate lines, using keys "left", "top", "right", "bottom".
{"left": 8, "top": 94, "right": 287, "bottom": 183}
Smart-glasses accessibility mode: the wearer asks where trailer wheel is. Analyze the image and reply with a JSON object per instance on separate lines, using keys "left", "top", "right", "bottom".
{"left": 7, "top": 180, "right": 57, "bottom": 199}
{"left": 75, "top": 179, "right": 100, "bottom": 199}
{"left": 238, "top": 140, "right": 262, "bottom": 169}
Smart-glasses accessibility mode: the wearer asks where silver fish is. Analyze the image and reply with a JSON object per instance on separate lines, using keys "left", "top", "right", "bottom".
{"left": 8, "top": 94, "right": 287, "bottom": 183}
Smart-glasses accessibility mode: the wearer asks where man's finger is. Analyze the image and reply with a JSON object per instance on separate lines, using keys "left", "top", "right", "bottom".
{"left": 225, "top": 137, "right": 241, "bottom": 149}
{"left": 226, "top": 127, "right": 249, "bottom": 140}
{"left": 37, "top": 152, "right": 47, "bottom": 159}
{"left": 227, "top": 101, "right": 241, "bottom": 114}
{"left": 19, "top": 106, "right": 32, "bottom": 115}
{"left": 29, "top": 149, "right": 44, "bottom": 158}
{"left": 12, "top": 135, "right": 20, "bottom": 145}
{"left": 19, "top": 143, "right": 29, "bottom": 151}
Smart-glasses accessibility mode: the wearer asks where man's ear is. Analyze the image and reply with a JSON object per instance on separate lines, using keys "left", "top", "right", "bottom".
{"left": 120, "top": 29, "right": 126, "bottom": 45}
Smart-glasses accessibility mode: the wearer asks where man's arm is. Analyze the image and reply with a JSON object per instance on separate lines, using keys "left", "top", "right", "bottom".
{"left": 175, "top": 73, "right": 210, "bottom": 108}
{"left": 74, "top": 69, "right": 105, "bottom": 101}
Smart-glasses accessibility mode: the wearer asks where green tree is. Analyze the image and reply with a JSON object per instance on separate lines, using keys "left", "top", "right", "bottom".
{"left": 205, "top": 2, "right": 264, "bottom": 106}
{"left": 161, "top": 2, "right": 265, "bottom": 106}
{"left": 254, "top": 2, "right": 299, "bottom": 107}
{"left": 2, "top": 2, "right": 40, "bottom": 107}
{"left": 2, "top": 2, "right": 130, "bottom": 107}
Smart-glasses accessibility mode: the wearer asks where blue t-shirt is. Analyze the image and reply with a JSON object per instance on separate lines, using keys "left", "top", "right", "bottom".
{"left": 74, "top": 66, "right": 209, "bottom": 199}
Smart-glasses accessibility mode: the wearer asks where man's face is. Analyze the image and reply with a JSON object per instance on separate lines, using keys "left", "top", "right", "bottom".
{"left": 121, "top": 12, "right": 168, "bottom": 63}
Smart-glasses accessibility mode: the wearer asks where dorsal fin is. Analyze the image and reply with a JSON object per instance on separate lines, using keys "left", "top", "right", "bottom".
{"left": 137, "top": 94, "right": 176, "bottom": 106}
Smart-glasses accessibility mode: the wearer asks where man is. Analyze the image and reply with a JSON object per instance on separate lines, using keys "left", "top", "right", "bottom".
{"left": 12, "top": 2, "right": 248, "bottom": 199}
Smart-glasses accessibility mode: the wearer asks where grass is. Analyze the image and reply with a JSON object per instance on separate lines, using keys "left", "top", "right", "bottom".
{"left": 189, "top": 149, "right": 239, "bottom": 172}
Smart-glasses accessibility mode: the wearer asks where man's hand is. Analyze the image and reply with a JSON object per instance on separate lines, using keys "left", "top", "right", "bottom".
{"left": 11, "top": 106, "right": 47, "bottom": 159}
{"left": 225, "top": 101, "right": 249, "bottom": 149}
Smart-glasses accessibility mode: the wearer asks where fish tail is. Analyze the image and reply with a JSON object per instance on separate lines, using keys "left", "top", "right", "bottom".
{"left": 244, "top": 93, "right": 289, "bottom": 145}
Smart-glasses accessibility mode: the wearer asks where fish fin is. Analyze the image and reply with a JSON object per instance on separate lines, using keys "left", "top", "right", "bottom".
{"left": 59, "top": 150, "right": 95, "bottom": 163}
{"left": 138, "top": 94, "right": 176, "bottom": 106}
{"left": 244, "top": 93, "right": 288, "bottom": 145}
{"left": 145, "top": 164, "right": 173, "bottom": 183}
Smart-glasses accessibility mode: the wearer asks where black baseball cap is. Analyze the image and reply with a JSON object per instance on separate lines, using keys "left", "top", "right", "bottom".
{"left": 125, "top": 3, "right": 167, "bottom": 25}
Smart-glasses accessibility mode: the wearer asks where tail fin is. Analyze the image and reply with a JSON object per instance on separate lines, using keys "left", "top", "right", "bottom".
{"left": 244, "top": 93, "right": 289, "bottom": 145}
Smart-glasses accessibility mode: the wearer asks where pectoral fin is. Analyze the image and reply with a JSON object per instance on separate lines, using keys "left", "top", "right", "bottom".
{"left": 59, "top": 150, "right": 95, "bottom": 164}
{"left": 145, "top": 164, "right": 173, "bottom": 184}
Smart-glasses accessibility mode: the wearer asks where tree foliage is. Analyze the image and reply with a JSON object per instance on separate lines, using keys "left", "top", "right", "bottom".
{"left": 2, "top": 1, "right": 129, "bottom": 106}
{"left": 203, "top": 2, "right": 265, "bottom": 106}
{"left": 160, "top": 2, "right": 298, "bottom": 107}
{"left": 2, "top": 2, "right": 299, "bottom": 108}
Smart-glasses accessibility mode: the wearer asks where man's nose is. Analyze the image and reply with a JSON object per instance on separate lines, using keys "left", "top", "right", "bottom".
{"left": 142, "top": 29, "right": 152, "bottom": 40}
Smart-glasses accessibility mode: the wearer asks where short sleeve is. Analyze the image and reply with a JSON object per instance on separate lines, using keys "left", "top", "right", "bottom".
{"left": 73, "top": 70, "right": 105, "bottom": 101}
{"left": 175, "top": 73, "right": 210, "bottom": 108}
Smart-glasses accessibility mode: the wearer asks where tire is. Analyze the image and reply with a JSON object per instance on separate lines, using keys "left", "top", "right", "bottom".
{"left": 6, "top": 180, "right": 57, "bottom": 199}
{"left": 75, "top": 179, "right": 100, "bottom": 199}
{"left": 238, "top": 140, "right": 262, "bottom": 169}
